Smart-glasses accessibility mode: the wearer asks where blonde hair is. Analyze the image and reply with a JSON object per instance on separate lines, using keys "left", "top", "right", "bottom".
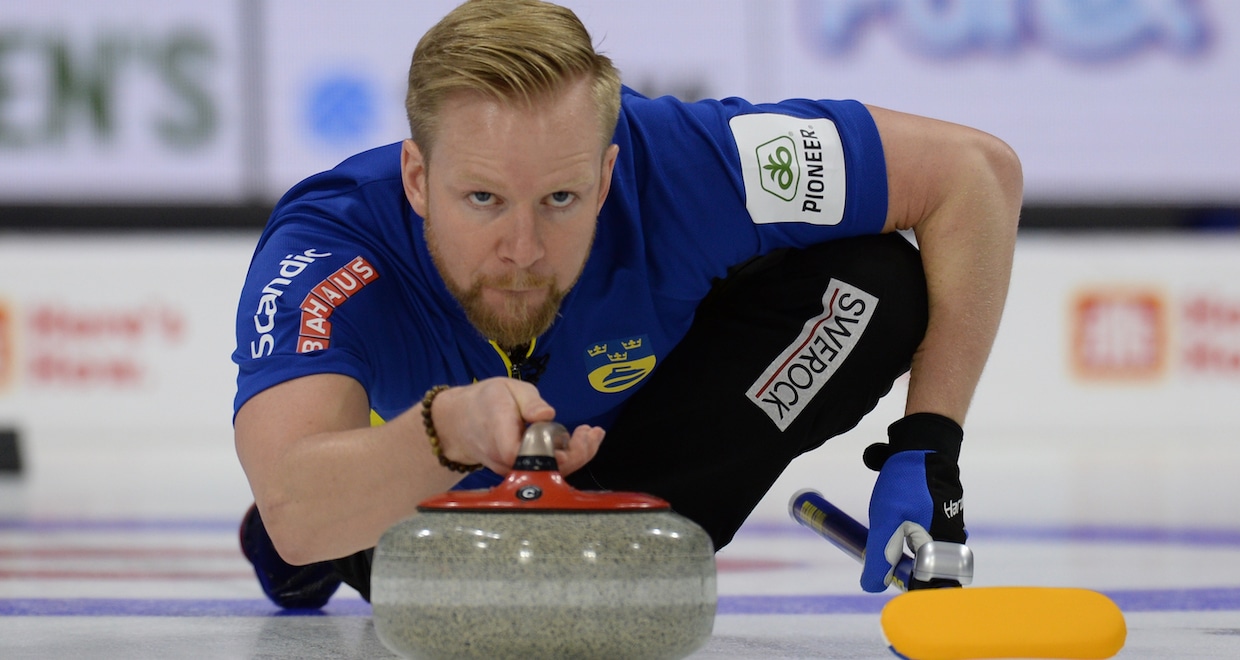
{"left": 406, "top": 0, "right": 622, "bottom": 158}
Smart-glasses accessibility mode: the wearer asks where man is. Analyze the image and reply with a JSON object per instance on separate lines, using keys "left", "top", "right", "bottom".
{"left": 233, "top": 0, "right": 1021, "bottom": 608}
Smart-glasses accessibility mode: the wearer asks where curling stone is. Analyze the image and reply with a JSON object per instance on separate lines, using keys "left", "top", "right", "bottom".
{"left": 371, "top": 422, "right": 717, "bottom": 660}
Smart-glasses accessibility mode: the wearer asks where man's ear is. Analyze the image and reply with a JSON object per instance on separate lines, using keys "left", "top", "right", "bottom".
{"left": 401, "top": 140, "right": 429, "bottom": 217}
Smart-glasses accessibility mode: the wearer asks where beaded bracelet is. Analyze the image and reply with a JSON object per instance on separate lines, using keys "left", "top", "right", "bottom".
{"left": 421, "top": 385, "right": 482, "bottom": 473}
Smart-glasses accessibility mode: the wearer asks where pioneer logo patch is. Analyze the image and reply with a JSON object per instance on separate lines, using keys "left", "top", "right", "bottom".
{"left": 730, "top": 113, "right": 846, "bottom": 226}
{"left": 746, "top": 279, "right": 877, "bottom": 430}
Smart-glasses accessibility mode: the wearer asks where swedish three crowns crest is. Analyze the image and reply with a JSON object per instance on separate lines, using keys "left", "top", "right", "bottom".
{"left": 584, "top": 335, "right": 655, "bottom": 393}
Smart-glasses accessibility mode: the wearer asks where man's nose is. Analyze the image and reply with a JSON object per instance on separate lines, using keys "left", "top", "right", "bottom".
{"left": 498, "top": 207, "right": 544, "bottom": 269}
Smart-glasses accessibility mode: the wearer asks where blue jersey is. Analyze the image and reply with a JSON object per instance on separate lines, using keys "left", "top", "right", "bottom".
{"left": 233, "top": 89, "right": 888, "bottom": 431}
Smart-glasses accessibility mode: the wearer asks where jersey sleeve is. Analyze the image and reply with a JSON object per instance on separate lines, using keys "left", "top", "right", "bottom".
{"left": 724, "top": 96, "right": 888, "bottom": 235}
{"left": 231, "top": 223, "right": 387, "bottom": 418}
{"left": 613, "top": 90, "right": 888, "bottom": 300}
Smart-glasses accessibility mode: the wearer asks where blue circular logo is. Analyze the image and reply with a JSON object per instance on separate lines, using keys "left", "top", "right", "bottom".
{"left": 305, "top": 74, "right": 377, "bottom": 145}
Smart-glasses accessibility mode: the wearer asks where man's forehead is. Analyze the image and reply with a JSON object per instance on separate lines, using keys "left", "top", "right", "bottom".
{"left": 429, "top": 98, "right": 605, "bottom": 187}
{"left": 436, "top": 146, "right": 600, "bottom": 193}
{"left": 436, "top": 80, "right": 601, "bottom": 141}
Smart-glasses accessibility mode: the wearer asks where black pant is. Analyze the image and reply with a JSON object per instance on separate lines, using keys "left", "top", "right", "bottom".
{"left": 334, "top": 232, "right": 928, "bottom": 601}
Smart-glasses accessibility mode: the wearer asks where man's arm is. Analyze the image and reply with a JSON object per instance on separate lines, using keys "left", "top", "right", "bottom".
{"left": 856, "top": 106, "right": 1021, "bottom": 592}
{"left": 234, "top": 374, "right": 604, "bottom": 565}
{"left": 869, "top": 105, "right": 1023, "bottom": 423}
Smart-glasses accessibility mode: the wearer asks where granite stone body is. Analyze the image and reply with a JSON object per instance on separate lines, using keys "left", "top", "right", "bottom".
{"left": 372, "top": 508, "right": 717, "bottom": 660}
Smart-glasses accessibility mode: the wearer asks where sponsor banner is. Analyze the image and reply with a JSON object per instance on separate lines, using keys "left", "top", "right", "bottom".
{"left": 972, "top": 233, "right": 1240, "bottom": 432}
{"left": 0, "top": 234, "right": 255, "bottom": 436}
{"left": 1066, "top": 286, "right": 1240, "bottom": 381}
{"left": 765, "top": 0, "right": 1240, "bottom": 204}
{"left": 0, "top": 238, "right": 1236, "bottom": 443}
{"left": 2, "top": 1, "right": 1237, "bottom": 205}
{"left": 0, "top": 0, "right": 247, "bottom": 202}
{"left": 261, "top": 0, "right": 1240, "bottom": 204}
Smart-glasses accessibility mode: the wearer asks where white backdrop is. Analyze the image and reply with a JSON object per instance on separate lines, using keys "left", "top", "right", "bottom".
{"left": 0, "top": 0, "right": 1237, "bottom": 206}
{"left": 1, "top": 233, "right": 1237, "bottom": 446}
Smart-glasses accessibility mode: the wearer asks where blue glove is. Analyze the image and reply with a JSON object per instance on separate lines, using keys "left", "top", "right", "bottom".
{"left": 860, "top": 413, "right": 966, "bottom": 593}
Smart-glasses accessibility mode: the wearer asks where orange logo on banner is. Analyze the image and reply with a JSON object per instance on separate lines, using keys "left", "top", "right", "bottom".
{"left": 1071, "top": 289, "right": 1167, "bottom": 380}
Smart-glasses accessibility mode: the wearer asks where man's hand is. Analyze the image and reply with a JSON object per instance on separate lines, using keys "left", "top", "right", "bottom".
{"left": 430, "top": 377, "right": 605, "bottom": 475}
{"left": 860, "top": 413, "right": 966, "bottom": 592}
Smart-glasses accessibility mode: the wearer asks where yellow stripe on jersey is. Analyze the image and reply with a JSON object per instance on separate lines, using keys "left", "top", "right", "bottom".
{"left": 488, "top": 338, "right": 536, "bottom": 379}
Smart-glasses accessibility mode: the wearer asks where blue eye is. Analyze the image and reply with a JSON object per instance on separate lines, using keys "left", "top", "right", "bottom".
{"left": 548, "top": 191, "right": 575, "bottom": 208}
{"left": 470, "top": 192, "right": 495, "bottom": 205}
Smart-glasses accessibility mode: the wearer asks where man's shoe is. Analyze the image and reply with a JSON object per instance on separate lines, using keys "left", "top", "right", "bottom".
{"left": 239, "top": 504, "right": 342, "bottom": 609}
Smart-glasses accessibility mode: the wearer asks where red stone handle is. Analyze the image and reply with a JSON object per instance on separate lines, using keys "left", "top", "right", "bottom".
{"left": 417, "top": 422, "right": 670, "bottom": 511}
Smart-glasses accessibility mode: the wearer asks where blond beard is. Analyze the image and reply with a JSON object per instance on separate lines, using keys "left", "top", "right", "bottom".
{"left": 425, "top": 219, "right": 576, "bottom": 349}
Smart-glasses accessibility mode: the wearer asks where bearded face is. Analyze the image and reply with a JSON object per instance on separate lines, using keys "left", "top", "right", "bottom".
{"left": 425, "top": 218, "right": 578, "bottom": 348}
{"left": 400, "top": 79, "right": 619, "bottom": 351}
